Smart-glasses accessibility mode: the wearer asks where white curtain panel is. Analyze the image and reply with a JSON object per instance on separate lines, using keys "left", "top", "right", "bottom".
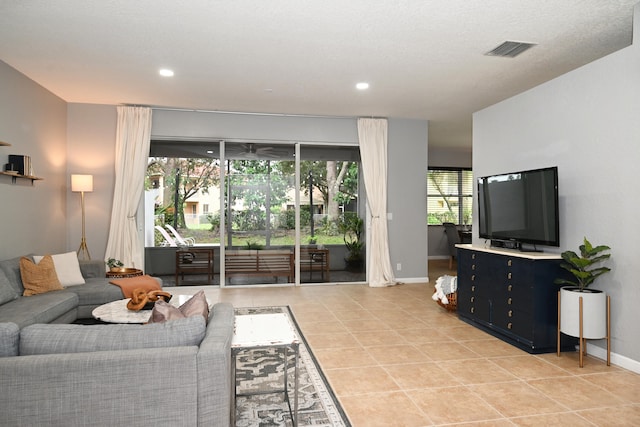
{"left": 105, "top": 106, "right": 152, "bottom": 269}
{"left": 357, "top": 118, "right": 397, "bottom": 287}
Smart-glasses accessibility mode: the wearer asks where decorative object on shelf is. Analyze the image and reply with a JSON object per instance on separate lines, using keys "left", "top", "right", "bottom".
{"left": 106, "top": 258, "right": 124, "bottom": 272}
{"left": 555, "top": 237, "right": 612, "bottom": 367}
{"left": 71, "top": 174, "right": 93, "bottom": 260}
{"left": 8, "top": 154, "right": 32, "bottom": 176}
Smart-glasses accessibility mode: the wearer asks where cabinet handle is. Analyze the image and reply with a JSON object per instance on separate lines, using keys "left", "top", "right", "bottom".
{"left": 470, "top": 296, "right": 475, "bottom": 303}
{"left": 472, "top": 264, "right": 476, "bottom": 270}
{"left": 507, "top": 272, "right": 512, "bottom": 279}
{"left": 472, "top": 253, "right": 476, "bottom": 259}
{"left": 508, "top": 285, "right": 513, "bottom": 292}
{"left": 508, "top": 310, "right": 513, "bottom": 317}
{"left": 471, "top": 275, "right": 475, "bottom": 281}
{"left": 470, "top": 307, "right": 474, "bottom": 314}
{"left": 508, "top": 259, "right": 512, "bottom": 267}
{"left": 471, "top": 285, "right": 475, "bottom": 292}
{"left": 508, "top": 297, "right": 512, "bottom": 305}
{"left": 507, "top": 322, "right": 513, "bottom": 329}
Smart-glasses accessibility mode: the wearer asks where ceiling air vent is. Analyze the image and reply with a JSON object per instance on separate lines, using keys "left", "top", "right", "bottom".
{"left": 485, "top": 41, "right": 536, "bottom": 58}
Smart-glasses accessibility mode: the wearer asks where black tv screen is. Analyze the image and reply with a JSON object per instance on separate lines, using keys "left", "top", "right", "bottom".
{"left": 477, "top": 166, "right": 559, "bottom": 248}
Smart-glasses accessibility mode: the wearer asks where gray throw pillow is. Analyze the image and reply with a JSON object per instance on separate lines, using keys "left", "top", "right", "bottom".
{"left": 19, "top": 315, "right": 206, "bottom": 355}
{"left": 0, "top": 322, "right": 20, "bottom": 357}
{"left": 0, "top": 270, "right": 19, "bottom": 305}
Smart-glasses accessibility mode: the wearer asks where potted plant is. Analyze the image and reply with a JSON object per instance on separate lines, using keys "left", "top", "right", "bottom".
{"left": 106, "top": 258, "right": 124, "bottom": 272}
{"left": 555, "top": 237, "right": 611, "bottom": 339}
{"left": 339, "top": 214, "right": 364, "bottom": 272}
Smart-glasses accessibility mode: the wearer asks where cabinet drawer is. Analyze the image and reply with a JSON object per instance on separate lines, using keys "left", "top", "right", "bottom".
{"left": 497, "top": 284, "right": 533, "bottom": 312}
{"left": 492, "top": 309, "right": 531, "bottom": 338}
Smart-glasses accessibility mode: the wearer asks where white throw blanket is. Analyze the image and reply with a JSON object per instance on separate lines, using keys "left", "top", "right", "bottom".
{"left": 432, "top": 275, "right": 457, "bottom": 304}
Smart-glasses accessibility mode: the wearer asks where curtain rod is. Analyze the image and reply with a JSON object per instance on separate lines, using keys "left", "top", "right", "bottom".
{"left": 124, "top": 104, "right": 386, "bottom": 121}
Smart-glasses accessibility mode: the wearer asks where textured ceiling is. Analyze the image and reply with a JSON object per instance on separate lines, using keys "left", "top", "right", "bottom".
{"left": 0, "top": 1, "right": 637, "bottom": 149}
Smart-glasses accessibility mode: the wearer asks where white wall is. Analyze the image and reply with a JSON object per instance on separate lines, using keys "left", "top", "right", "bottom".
{"left": 0, "top": 61, "right": 67, "bottom": 260}
{"left": 473, "top": 4, "right": 640, "bottom": 366}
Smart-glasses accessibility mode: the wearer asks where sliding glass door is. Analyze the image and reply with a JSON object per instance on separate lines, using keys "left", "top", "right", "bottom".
{"left": 146, "top": 140, "right": 366, "bottom": 286}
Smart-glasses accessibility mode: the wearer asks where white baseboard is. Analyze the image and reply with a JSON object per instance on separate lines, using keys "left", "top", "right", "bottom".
{"left": 586, "top": 343, "right": 640, "bottom": 374}
{"left": 395, "top": 276, "right": 428, "bottom": 284}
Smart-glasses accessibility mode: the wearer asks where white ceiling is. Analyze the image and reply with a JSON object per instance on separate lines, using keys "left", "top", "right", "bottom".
{"left": 0, "top": 1, "right": 637, "bottom": 149}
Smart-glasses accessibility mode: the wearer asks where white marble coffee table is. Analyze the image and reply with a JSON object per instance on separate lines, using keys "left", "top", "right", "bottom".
{"left": 92, "top": 294, "right": 207, "bottom": 324}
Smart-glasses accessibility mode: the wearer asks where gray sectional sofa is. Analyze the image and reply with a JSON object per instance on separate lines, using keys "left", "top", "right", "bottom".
{"left": 0, "top": 254, "right": 235, "bottom": 426}
{"left": 0, "top": 302, "right": 234, "bottom": 426}
{"left": 0, "top": 255, "right": 126, "bottom": 326}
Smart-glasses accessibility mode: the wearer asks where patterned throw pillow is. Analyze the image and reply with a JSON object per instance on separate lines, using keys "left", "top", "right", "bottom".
{"left": 148, "top": 290, "right": 210, "bottom": 324}
{"left": 19, "top": 256, "right": 63, "bottom": 296}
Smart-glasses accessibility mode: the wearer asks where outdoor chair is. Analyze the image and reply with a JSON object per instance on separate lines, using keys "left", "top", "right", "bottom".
{"left": 165, "top": 224, "right": 196, "bottom": 246}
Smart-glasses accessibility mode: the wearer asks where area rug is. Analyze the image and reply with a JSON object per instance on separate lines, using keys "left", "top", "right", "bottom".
{"left": 234, "top": 306, "right": 351, "bottom": 427}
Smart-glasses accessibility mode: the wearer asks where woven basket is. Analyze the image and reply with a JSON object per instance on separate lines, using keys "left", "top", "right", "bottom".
{"left": 434, "top": 291, "right": 457, "bottom": 312}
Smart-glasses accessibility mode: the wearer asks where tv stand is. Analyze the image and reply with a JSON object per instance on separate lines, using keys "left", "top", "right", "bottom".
{"left": 456, "top": 244, "right": 577, "bottom": 353}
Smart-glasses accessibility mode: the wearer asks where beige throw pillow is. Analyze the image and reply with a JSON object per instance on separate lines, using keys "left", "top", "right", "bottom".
{"left": 20, "top": 256, "right": 64, "bottom": 296}
{"left": 149, "top": 290, "right": 209, "bottom": 324}
{"left": 33, "top": 251, "right": 85, "bottom": 287}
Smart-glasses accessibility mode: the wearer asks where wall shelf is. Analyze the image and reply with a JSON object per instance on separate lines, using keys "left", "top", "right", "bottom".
{"left": 0, "top": 171, "right": 44, "bottom": 184}
{"left": 1, "top": 142, "right": 42, "bottom": 184}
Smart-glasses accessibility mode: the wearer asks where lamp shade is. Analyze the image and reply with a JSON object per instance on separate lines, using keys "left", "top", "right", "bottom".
{"left": 71, "top": 174, "right": 93, "bottom": 192}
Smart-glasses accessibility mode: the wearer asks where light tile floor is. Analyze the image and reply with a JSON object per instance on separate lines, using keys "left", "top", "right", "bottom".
{"left": 165, "top": 260, "right": 640, "bottom": 426}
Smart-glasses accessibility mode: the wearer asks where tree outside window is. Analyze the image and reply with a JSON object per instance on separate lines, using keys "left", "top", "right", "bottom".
{"left": 427, "top": 168, "right": 473, "bottom": 225}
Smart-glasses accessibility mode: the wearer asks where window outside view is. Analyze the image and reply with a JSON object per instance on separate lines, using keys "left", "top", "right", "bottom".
{"left": 145, "top": 141, "right": 365, "bottom": 285}
{"left": 427, "top": 169, "right": 473, "bottom": 226}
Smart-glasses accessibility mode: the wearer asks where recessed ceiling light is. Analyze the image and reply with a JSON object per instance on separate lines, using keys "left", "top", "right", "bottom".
{"left": 159, "top": 68, "right": 174, "bottom": 77}
{"left": 356, "top": 82, "right": 369, "bottom": 90}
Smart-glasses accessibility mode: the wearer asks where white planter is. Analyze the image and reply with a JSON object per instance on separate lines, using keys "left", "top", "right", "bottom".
{"left": 560, "top": 286, "right": 607, "bottom": 339}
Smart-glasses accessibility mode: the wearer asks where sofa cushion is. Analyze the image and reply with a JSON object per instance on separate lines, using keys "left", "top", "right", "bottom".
{"left": 0, "top": 291, "right": 79, "bottom": 329}
{"left": 67, "top": 278, "right": 124, "bottom": 307}
{"left": 0, "top": 270, "right": 19, "bottom": 305}
{"left": 19, "top": 315, "right": 206, "bottom": 355}
{"left": 34, "top": 252, "right": 85, "bottom": 287}
{"left": 20, "top": 256, "right": 64, "bottom": 296}
{"left": 0, "top": 255, "right": 27, "bottom": 294}
{"left": 148, "top": 290, "right": 209, "bottom": 324}
{"left": 0, "top": 322, "right": 19, "bottom": 357}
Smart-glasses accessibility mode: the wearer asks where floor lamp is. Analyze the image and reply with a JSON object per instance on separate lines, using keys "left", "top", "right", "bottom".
{"left": 71, "top": 174, "right": 93, "bottom": 260}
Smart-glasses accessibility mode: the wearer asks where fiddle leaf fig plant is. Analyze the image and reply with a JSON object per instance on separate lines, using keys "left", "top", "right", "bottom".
{"left": 554, "top": 237, "right": 611, "bottom": 292}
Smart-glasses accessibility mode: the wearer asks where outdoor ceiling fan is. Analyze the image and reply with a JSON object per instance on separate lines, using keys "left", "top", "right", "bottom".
{"left": 226, "top": 142, "right": 281, "bottom": 159}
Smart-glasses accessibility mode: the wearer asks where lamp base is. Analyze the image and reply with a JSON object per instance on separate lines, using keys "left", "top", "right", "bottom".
{"left": 77, "top": 238, "right": 91, "bottom": 260}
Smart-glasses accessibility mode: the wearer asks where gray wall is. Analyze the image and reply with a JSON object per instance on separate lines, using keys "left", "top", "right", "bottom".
{"left": 0, "top": 60, "right": 68, "bottom": 260}
{"left": 66, "top": 104, "right": 118, "bottom": 262}
{"left": 472, "top": 3, "right": 640, "bottom": 367}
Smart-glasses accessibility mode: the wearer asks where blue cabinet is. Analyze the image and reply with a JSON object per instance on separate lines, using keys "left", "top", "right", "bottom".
{"left": 457, "top": 245, "right": 576, "bottom": 353}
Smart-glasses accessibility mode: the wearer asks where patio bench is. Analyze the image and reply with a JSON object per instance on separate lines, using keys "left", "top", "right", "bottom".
{"left": 224, "top": 249, "right": 294, "bottom": 283}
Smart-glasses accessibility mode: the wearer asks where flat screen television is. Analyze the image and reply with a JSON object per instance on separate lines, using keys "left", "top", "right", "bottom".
{"left": 477, "top": 166, "right": 559, "bottom": 249}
